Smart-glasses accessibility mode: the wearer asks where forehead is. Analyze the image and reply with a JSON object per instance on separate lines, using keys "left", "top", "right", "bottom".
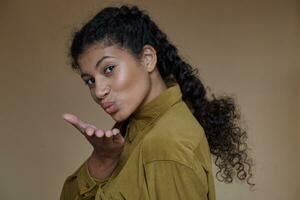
{"left": 78, "top": 43, "right": 135, "bottom": 66}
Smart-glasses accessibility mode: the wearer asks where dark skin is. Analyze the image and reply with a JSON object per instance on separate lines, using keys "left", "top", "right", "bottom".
{"left": 63, "top": 44, "right": 166, "bottom": 179}
{"left": 63, "top": 113, "right": 125, "bottom": 179}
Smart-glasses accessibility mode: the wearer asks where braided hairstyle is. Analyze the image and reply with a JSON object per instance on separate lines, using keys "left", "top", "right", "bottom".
{"left": 70, "top": 5, "right": 254, "bottom": 185}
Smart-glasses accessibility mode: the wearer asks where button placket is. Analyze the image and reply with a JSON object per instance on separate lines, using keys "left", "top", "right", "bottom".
{"left": 95, "top": 187, "right": 109, "bottom": 200}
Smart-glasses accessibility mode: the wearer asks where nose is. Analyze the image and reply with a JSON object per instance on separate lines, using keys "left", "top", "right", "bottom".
{"left": 95, "top": 81, "right": 110, "bottom": 100}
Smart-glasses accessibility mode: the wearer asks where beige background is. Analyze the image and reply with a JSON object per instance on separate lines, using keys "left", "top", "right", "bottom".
{"left": 0, "top": 0, "right": 299, "bottom": 199}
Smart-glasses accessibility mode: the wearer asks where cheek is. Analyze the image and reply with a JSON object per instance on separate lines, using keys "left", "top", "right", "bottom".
{"left": 114, "top": 64, "right": 145, "bottom": 94}
{"left": 114, "top": 66, "right": 149, "bottom": 112}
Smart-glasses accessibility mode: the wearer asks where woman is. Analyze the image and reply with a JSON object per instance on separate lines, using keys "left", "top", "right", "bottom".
{"left": 60, "top": 5, "right": 253, "bottom": 200}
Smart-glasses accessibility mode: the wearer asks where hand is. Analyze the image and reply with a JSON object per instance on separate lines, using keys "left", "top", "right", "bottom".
{"left": 62, "top": 113, "right": 125, "bottom": 179}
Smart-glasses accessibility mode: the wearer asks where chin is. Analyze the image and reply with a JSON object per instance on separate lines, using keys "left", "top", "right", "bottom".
{"left": 111, "top": 112, "right": 128, "bottom": 122}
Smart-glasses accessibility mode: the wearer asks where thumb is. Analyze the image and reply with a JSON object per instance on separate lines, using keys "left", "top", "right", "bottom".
{"left": 62, "top": 113, "right": 87, "bottom": 133}
{"left": 62, "top": 113, "right": 78, "bottom": 125}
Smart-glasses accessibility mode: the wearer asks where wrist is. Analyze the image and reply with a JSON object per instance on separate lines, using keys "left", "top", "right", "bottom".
{"left": 87, "top": 151, "right": 119, "bottom": 180}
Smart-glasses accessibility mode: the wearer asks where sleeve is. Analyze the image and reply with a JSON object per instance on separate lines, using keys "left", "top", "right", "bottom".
{"left": 60, "top": 176, "right": 80, "bottom": 200}
{"left": 144, "top": 160, "right": 209, "bottom": 200}
{"left": 60, "top": 161, "right": 109, "bottom": 200}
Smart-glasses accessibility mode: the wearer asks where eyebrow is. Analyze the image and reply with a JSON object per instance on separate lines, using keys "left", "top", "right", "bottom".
{"left": 81, "top": 56, "right": 115, "bottom": 78}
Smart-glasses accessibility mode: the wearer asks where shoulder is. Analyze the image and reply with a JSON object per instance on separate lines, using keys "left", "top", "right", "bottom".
{"left": 61, "top": 161, "right": 84, "bottom": 187}
{"left": 141, "top": 101, "right": 207, "bottom": 166}
{"left": 60, "top": 167, "right": 80, "bottom": 200}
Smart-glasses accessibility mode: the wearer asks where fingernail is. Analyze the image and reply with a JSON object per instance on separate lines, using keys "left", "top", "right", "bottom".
{"left": 62, "top": 113, "right": 71, "bottom": 120}
{"left": 86, "top": 130, "right": 93, "bottom": 136}
{"left": 95, "top": 130, "right": 104, "bottom": 137}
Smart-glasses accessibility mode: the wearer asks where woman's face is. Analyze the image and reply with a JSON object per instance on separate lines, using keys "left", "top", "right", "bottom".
{"left": 77, "top": 43, "right": 151, "bottom": 122}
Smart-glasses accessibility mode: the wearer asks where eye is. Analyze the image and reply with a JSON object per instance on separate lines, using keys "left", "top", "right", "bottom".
{"left": 103, "top": 65, "right": 116, "bottom": 74}
{"left": 84, "top": 78, "right": 95, "bottom": 87}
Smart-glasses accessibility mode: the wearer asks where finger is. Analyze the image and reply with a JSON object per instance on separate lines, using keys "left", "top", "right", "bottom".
{"left": 62, "top": 113, "right": 88, "bottom": 133}
{"left": 84, "top": 123, "right": 98, "bottom": 136}
{"left": 112, "top": 128, "right": 124, "bottom": 144}
{"left": 85, "top": 126, "right": 96, "bottom": 136}
{"left": 86, "top": 123, "right": 97, "bottom": 129}
{"left": 95, "top": 129, "right": 104, "bottom": 138}
{"left": 112, "top": 128, "right": 120, "bottom": 136}
{"left": 105, "top": 130, "right": 113, "bottom": 137}
{"left": 102, "top": 130, "right": 113, "bottom": 144}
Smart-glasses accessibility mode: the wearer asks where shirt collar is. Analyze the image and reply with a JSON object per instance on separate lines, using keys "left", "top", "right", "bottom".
{"left": 127, "top": 79, "right": 182, "bottom": 142}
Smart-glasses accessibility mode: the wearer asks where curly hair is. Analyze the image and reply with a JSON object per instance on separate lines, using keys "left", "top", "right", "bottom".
{"left": 69, "top": 5, "right": 254, "bottom": 186}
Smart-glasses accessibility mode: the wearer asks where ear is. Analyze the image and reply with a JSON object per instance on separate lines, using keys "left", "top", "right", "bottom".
{"left": 141, "top": 45, "right": 157, "bottom": 73}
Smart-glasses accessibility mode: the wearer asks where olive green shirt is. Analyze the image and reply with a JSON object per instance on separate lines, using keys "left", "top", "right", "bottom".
{"left": 60, "top": 82, "right": 216, "bottom": 200}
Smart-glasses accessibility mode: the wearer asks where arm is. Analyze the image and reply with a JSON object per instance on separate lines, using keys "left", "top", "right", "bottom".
{"left": 60, "top": 176, "right": 79, "bottom": 200}
{"left": 62, "top": 113, "right": 125, "bottom": 180}
{"left": 144, "top": 160, "right": 211, "bottom": 200}
{"left": 60, "top": 160, "right": 110, "bottom": 200}
{"left": 87, "top": 149, "right": 120, "bottom": 180}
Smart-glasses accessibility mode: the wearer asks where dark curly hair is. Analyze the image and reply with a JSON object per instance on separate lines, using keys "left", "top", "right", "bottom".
{"left": 69, "top": 5, "right": 254, "bottom": 186}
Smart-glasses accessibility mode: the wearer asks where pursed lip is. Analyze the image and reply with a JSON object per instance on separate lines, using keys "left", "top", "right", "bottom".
{"left": 100, "top": 101, "right": 115, "bottom": 109}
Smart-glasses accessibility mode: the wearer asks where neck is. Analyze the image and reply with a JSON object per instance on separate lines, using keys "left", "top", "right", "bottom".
{"left": 152, "top": 72, "right": 167, "bottom": 96}
{"left": 141, "top": 69, "right": 167, "bottom": 107}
